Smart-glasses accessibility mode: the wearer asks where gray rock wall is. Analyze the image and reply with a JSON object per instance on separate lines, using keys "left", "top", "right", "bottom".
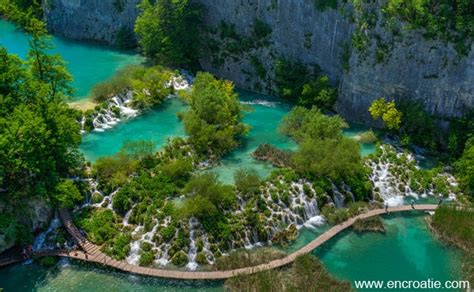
{"left": 41, "top": 0, "right": 473, "bottom": 122}
{"left": 43, "top": 0, "right": 140, "bottom": 44}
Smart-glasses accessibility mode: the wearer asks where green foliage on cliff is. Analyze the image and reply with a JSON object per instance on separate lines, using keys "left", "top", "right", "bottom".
{"left": 182, "top": 72, "right": 248, "bottom": 158}
{"left": 383, "top": 0, "right": 473, "bottom": 54}
{"left": 274, "top": 58, "right": 338, "bottom": 110}
{"left": 135, "top": 0, "right": 204, "bottom": 67}
{"left": 314, "top": 0, "right": 338, "bottom": 11}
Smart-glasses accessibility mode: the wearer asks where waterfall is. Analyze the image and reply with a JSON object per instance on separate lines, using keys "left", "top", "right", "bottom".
{"left": 240, "top": 99, "right": 279, "bottom": 108}
{"left": 331, "top": 183, "right": 345, "bottom": 208}
{"left": 185, "top": 218, "right": 199, "bottom": 270}
{"left": 33, "top": 215, "right": 62, "bottom": 252}
{"left": 91, "top": 92, "right": 138, "bottom": 132}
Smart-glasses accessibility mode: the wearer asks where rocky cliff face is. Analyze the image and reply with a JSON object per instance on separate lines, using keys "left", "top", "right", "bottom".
{"left": 0, "top": 198, "right": 53, "bottom": 253}
{"left": 42, "top": 0, "right": 140, "bottom": 44}
{"left": 41, "top": 0, "right": 473, "bottom": 122}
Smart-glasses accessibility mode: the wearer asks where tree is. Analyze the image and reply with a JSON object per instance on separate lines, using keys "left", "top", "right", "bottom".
{"left": 130, "top": 66, "right": 174, "bottom": 109}
{"left": 298, "top": 76, "right": 338, "bottom": 110}
{"left": 182, "top": 72, "right": 247, "bottom": 158}
{"left": 134, "top": 0, "right": 203, "bottom": 67}
{"left": 292, "top": 138, "right": 364, "bottom": 181}
{"left": 280, "top": 106, "right": 347, "bottom": 143}
{"left": 182, "top": 173, "right": 236, "bottom": 237}
{"left": 234, "top": 168, "right": 261, "bottom": 196}
{"left": 0, "top": 44, "right": 81, "bottom": 201}
{"left": 455, "top": 145, "right": 474, "bottom": 197}
{"left": 26, "top": 20, "right": 74, "bottom": 99}
{"left": 53, "top": 180, "right": 84, "bottom": 209}
{"left": 369, "top": 98, "right": 402, "bottom": 130}
{"left": 274, "top": 58, "right": 310, "bottom": 100}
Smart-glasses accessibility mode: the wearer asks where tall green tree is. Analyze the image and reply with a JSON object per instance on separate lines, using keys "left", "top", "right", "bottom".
{"left": 0, "top": 34, "right": 81, "bottom": 202}
{"left": 182, "top": 72, "right": 247, "bottom": 158}
{"left": 134, "top": 0, "right": 203, "bottom": 67}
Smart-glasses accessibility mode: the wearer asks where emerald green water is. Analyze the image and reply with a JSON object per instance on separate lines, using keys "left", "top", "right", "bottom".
{"left": 80, "top": 90, "right": 375, "bottom": 183}
{"left": 0, "top": 261, "right": 223, "bottom": 292}
{"left": 0, "top": 20, "right": 142, "bottom": 100}
{"left": 0, "top": 214, "right": 465, "bottom": 291}
{"left": 80, "top": 98, "right": 187, "bottom": 161}
{"left": 1, "top": 19, "right": 464, "bottom": 291}
{"left": 315, "top": 213, "right": 464, "bottom": 291}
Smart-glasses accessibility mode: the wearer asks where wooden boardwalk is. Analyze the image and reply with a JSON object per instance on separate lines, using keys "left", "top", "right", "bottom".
{"left": 56, "top": 204, "right": 437, "bottom": 279}
{"left": 1, "top": 205, "right": 438, "bottom": 279}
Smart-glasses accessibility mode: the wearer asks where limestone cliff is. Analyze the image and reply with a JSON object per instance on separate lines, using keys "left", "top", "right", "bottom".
{"left": 0, "top": 198, "right": 53, "bottom": 253}
{"left": 42, "top": 0, "right": 140, "bottom": 44}
{"left": 41, "top": 0, "right": 473, "bottom": 122}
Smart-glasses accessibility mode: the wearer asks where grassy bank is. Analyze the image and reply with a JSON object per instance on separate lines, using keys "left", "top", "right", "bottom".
{"left": 224, "top": 254, "right": 351, "bottom": 291}
{"left": 429, "top": 204, "right": 473, "bottom": 286}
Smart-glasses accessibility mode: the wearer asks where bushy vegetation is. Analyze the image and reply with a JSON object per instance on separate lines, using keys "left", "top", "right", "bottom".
{"left": 0, "top": 22, "right": 82, "bottom": 248}
{"left": 213, "top": 248, "right": 284, "bottom": 271}
{"left": 75, "top": 208, "right": 119, "bottom": 245}
{"left": 369, "top": 98, "right": 403, "bottom": 130}
{"left": 321, "top": 202, "right": 372, "bottom": 224}
{"left": 53, "top": 180, "right": 84, "bottom": 209}
{"left": 455, "top": 145, "right": 474, "bottom": 197}
{"left": 292, "top": 138, "right": 367, "bottom": 182}
{"left": 382, "top": 0, "right": 473, "bottom": 54}
{"left": 0, "top": 0, "right": 43, "bottom": 30}
{"left": 274, "top": 58, "right": 338, "bottom": 111}
{"left": 181, "top": 72, "right": 248, "bottom": 159}
{"left": 431, "top": 204, "right": 473, "bottom": 284}
{"left": 279, "top": 106, "right": 371, "bottom": 201}
{"left": 91, "top": 65, "right": 175, "bottom": 109}
{"left": 280, "top": 106, "right": 348, "bottom": 143}
{"left": 225, "top": 254, "right": 352, "bottom": 291}
{"left": 134, "top": 0, "right": 203, "bottom": 67}
{"left": 182, "top": 173, "right": 236, "bottom": 238}
{"left": 234, "top": 168, "right": 262, "bottom": 197}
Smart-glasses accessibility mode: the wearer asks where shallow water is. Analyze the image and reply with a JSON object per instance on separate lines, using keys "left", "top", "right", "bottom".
{"left": 315, "top": 213, "right": 464, "bottom": 291}
{"left": 80, "top": 90, "right": 376, "bottom": 183}
{"left": 0, "top": 214, "right": 465, "bottom": 291}
{"left": 80, "top": 98, "right": 187, "bottom": 161}
{"left": 0, "top": 19, "right": 143, "bottom": 100}
{"left": 0, "top": 260, "right": 223, "bottom": 292}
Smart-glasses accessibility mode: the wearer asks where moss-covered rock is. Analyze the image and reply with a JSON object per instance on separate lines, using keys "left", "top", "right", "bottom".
{"left": 171, "top": 250, "right": 189, "bottom": 267}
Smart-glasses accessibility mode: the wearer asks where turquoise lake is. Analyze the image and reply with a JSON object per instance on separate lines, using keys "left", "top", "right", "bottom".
{"left": 0, "top": 19, "right": 143, "bottom": 99}
{"left": 0, "top": 214, "right": 465, "bottom": 291}
{"left": 0, "top": 19, "right": 466, "bottom": 292}
{"left": 80, "top": 90, "right": 375, "bottom": 183}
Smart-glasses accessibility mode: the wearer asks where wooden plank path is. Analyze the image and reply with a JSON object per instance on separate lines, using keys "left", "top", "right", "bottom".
{"left": 53, "top": 204, "right": 437, "bottom": 280}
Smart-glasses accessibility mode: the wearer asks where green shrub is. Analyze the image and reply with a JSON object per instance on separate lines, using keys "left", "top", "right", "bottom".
{"left": 139, "top": 251, "right": 155, "bottom": 267}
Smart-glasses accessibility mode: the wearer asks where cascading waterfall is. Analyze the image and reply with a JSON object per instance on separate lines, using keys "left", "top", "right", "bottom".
{"left": 33, "top": 215, "right": 62, "bottom": 252}
{"left": 240, "top": 99, "right": 279, "bottom": 108}
{"left": 89, "top": 72, "right": 192, "bottom": 132}
{"left": 368, "top": 145, "right": 458, "bottom": 206}
{"left": 92, "top": 92, "right": 137, "bottom": 132}
{"left": 185, "top": 218, "right": 199, "bottom": 270}
{"left": 331, "top": 183, "right": 345, "bottom": 208}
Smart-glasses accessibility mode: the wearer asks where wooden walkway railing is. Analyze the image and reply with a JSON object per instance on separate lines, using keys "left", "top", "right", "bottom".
{"left": 53, "top": 204, "right": 438, "bottom": 280}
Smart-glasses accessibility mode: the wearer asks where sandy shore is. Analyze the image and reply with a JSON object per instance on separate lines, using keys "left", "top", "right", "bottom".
{"left": 68, "top": 99, "right": 97, "bottom": 111}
